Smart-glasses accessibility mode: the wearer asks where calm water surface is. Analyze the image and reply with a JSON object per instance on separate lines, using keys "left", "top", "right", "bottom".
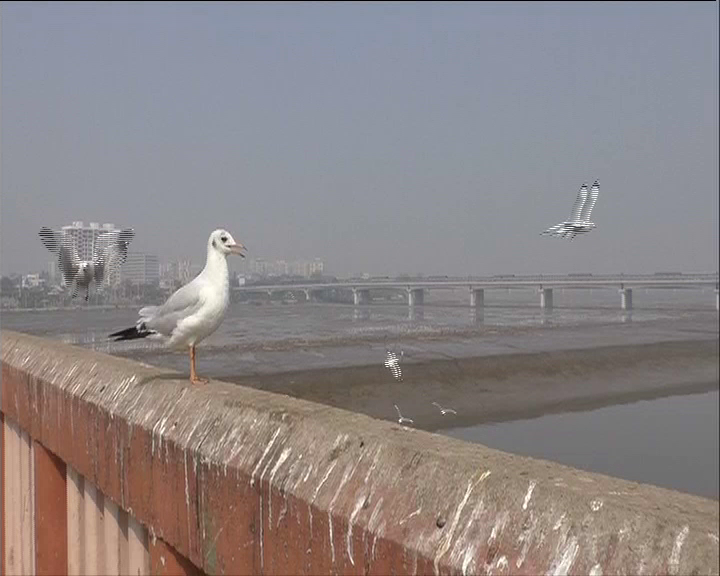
{"left": 442, "top": 390, "right": 719, "bottom": 500}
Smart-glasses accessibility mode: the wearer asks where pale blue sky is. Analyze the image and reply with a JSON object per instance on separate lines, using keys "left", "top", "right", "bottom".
{"left": 2, "top": 2, "right": 718, "bottom": 276}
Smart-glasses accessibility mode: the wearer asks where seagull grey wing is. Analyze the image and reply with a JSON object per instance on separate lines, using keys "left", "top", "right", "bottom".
{"left": 580, "top": 180, "right": 599, "bottom": 222}
{"left": 541, "top": 223, "right": 563, "bottom": 235}
{"left": 57, "top": 233, "right": 81, "bottom": 286}
{"left": 568, "top": 183, "right": 589, "bottom": 223}
{"left": 143, "top": 281, "right": 204, "bottom": 336}
{"left": 93, "top": 228, "right": 134, "bottom": 285}
{"left": 92, "top": 232, "right": 113, "bottom": 284}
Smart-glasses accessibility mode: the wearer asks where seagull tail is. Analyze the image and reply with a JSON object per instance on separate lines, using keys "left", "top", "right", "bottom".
{"left": 109, "top": 322, "right": 155, "bottom": 341}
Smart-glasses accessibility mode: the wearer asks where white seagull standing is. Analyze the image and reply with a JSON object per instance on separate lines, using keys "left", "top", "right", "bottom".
{"left": 109, "top": 229, "right": 247, "bottom": 384}
{"left": 541, "top": 180, "right": 600, "bottom": 240}
{"left": 39, "top": 226, "right": 135, "bottom": 301}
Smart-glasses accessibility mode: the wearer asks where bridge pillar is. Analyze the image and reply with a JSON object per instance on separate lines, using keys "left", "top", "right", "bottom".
{"left": 352, "top": 288, "right": 370, "bottom": 305}
{"left": 408, "top": 306, "right": 425, "bottom": 321}
{"left": 472, "top": 308, "right": 484, "bottom": 325}
{"left": 470, "top": 288, "right": 484, "bottom": 308}
{"left": 407, "top": 288, "right": 424, "bottom": 306}
{"left": 620, "top": 288, "right": 633, "bottom": 311}
{"left": 539, "top": 288, "right": 553, "bottom": 309}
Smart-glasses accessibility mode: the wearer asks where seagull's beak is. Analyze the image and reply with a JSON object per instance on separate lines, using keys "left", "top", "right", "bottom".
{"left": 229, "top": 243, "right": 247, "bottom": 257}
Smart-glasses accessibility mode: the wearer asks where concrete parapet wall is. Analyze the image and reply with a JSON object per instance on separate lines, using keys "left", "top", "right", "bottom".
{"left": 2, "top": 329, "right": 718, "bottom": 575}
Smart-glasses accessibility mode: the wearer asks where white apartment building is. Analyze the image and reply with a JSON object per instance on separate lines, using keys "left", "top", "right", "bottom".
{"left": 310, "top": 258, "right": 324, "bottom": 276}
{"left": 289, "top": 258, "right": 325, "bottom": 278}
{"left": 161, "top": 260, "right": 193, "bottom": 285}
{"left": 47, "top": 260, "right": 59, "bottom": 284}
{"left": 245, "top": 257, "right": 326, "bottom": 278}
{"left": 60, "top": 221, "right": 119, "bottom": 260}
{"left": 21, "top": 274, "right": 43, "bottom": 288}
{"left": 121, "top": 253, "right": 160, "bottom": 285}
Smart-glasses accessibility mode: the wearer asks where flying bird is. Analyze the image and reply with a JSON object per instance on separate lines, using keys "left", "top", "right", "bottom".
{"left": 384, "top": 349, "right": 404, "bottom": 381}
{"left": 431, "top": 402, "right": 457, "bottom": 415}
{"left": 394, "top": 404, "right": 414, "bottom": 425}
{"left": 109, "top": 229, "right": 247, "bottom": 385}
{"left": 541, "top": 180, "right": 600, "bottom": 240}
{"left": 39, "top": 226, "right": 135, "bottom": 301}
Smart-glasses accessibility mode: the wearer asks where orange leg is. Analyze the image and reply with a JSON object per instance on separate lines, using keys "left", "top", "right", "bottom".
{"left": 189, "top": 345, "right": 208, "bottom": 385}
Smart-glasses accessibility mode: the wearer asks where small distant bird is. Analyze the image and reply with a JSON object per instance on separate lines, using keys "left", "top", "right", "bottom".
{"left": 109, "top": 229, "right": 247, "bottom": 385}
{"left": 432, "top": 402, "right": 458, "bottom": 415}
{"left": 39, "top": 226, "right": 135, "bottom": 301}
{"left": 541, "top": 180, "right": 600, "bottom": 240}
{"left": 384, "top": 349, "right": 404, "bottom": 381}
{"left": 394, "top": 404, "right": 414, "bottom": 425}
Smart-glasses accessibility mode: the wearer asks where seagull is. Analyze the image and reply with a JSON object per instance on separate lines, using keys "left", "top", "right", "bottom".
{"left": 394, "top": 404, "right": 414, "bottom": 425}
{"left": 384, "top": 349, "right": 404, "bottom": 381}
{"left": 39, "top": 226, "right": 135, "bottom": 301}
{"left": 432, "top": 402, "right": 458, "bottom": 415}
{"left": 541, "top": 180, "right": 599, "bottom": 240}
{"left": 108, "top": 229, "right": 247, "bottom": 385}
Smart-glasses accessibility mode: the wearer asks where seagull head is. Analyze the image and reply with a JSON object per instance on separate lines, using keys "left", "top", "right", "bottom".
{"left": 209, "top": 229, "right": 247, "bottom": 258}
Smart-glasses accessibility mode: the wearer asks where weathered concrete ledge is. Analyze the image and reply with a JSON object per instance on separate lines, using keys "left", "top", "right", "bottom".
{"left": 2, "top": 330, "right": 718, "bottom": 575}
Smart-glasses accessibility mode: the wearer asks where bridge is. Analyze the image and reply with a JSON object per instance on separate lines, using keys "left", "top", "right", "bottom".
{"left": 234, "top": 272, "right": 720, "bottom": 310}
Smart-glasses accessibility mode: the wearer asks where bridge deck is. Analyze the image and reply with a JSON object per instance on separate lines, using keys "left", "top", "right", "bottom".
{"left": 235, "top": 273, "right": 719, "bottom": 292}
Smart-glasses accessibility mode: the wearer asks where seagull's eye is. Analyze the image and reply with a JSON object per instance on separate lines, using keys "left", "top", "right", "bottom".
{"left": 221, "top": 236, "right": 228, "bottom": 243}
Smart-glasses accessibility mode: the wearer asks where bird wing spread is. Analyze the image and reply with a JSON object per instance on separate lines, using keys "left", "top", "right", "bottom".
{"left": 568, "top": 183, "right": 589, "bottom": 222}
{"left": 579, "top": 180, "right": 599, "bottom": 222}
{"left": 39, "top": 228, "right": 81, "bottom": 286}
{"left": 93, "top": 229, "right": 135, "bottom": 285}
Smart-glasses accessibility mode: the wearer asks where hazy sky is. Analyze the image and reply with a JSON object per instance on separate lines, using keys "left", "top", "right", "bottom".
{"left": 2, "top": 2, "right": 718, "bottom": 277}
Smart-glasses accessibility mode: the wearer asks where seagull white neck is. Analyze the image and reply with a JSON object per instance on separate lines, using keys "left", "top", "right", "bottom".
{"left": 200, "top": 247, "right": 229, "bottom": 286}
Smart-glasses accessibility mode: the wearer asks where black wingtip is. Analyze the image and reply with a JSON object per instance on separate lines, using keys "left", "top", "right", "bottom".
{"left": 109, "top": 322, "right": 155, "bottom": 341}
{"left": 120, "top": 228, "right": 135, "bottom": 238}
{"left": 39, "top": 227, "right": 59, "bottom": 252}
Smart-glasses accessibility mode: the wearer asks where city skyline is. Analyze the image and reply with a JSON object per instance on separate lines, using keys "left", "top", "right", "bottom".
{"left": 18, "top": 220, "right": 330, "bottom": 280}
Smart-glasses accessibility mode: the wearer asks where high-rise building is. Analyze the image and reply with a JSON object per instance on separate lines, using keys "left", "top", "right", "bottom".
{"left": 251, "top": 258, "right": 269, "bottom": 276}
{"left": 274, "top": 260, "right": 289, "bottom": 276}
{"left": 310, "top": 258, "right": 324, "bottom": 276}
{"left": 247, "top": 257, "right": 326, "bottom": 279}
{"left": 22, "top": 274, "right": 42, "bottom": 288}
{"left": 121, "top": 253, "right": 160, "bottom": 285}
{"left": 60, "top": 221, "right": 118, "bottom": 260}
{"left": 164, "top": 260, "right": 193, "bottom": 284}
{"left": 47, "top": 260, "right": 59, "bottom": 284}
{"left": 289, "top": 258, "right": 325, "bottom": 278}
